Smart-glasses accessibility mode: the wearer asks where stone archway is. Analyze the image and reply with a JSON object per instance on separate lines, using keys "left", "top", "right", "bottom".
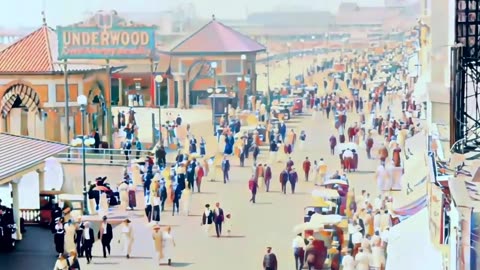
{"left": 185, "top": 59, "right": 212, "bottom": 108}
{"left": 0, "top": 83, "right": 42, "bottom": 118}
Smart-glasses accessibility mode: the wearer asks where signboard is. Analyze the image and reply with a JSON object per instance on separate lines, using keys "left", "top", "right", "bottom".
{"left": 57, "top": 11, "right": 156, "bottom": 59}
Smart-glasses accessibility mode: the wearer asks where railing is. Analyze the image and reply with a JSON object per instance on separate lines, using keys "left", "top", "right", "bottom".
{"left": 19, "top": 209, "right": 41, "bottom": 224}
{"left": 55, "top": 148, "right": 157, "bottom": 165}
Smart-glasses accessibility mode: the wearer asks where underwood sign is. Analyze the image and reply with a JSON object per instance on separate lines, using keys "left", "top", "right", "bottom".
{"left": 57, "top": 11, "right": 156, "bottom": 59}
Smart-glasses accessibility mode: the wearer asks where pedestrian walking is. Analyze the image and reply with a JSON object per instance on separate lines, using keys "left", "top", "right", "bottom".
{"left": 68, "top": 250, "right": 81, "bottom": 270}
{"left": 303, "top": 157, "right": 311, "bottom": 181}
{"left": 292, "top": 233, "right": 306, "bottom": 270}
{"left": 249, "top": 176, "right": 258, "bottom": 203}
{"left": 53, "top": 217, "right": 65, "bottom": 254}
{"left": 201, "top": 204, "right": 214, "bottom": 236}
{"left": 213, "top": 202, "right": 225, "bottom": 237}
{"left": 152, "top": 224, "right": 164, "bottom": 266}
{"left": 280, "top": 169, "right": 289, "bottom": 194}
{"left": 97, "top": 216, "right": 113, "bottom": 258}
{"left": 81, "top": 221, "right": 94, "bottom": 264}
{"left": 53, "top": 253, "right": 69, "bottom": 270}
{"left": 161, "top": 226, "right": 176, "bottom": 265}
{"left": 289, "top": 168, "right": 298, "bottom": 194}
{"left": 119, "top": 219, "right": 134, "bottom": 258}
{"left": 262, "top": 246, "right": 278, "bottom": 270}
{"left": 221, "top": 156, "right": 230, "bottom": 184}
{"left": 195, "top": 165, "right": 204, "bottom": 192}
{"left": 264, "top": 163, "right": 272, "bottom": 192}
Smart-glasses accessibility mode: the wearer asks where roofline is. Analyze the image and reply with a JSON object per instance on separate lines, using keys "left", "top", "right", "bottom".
{"left": 170, "top": 20, "right": 214, "bottom": 52}
{"left": 169, "top": 49, "right": 267, "bottom": 56}
{"left": 0, "top": 132, "right": 69, "bottom": 146}
{"left": 0, "top": 65, "right": 126, "bottom": 75}
{"left": 170, "top": 19, "right": 267, "bottom": 54}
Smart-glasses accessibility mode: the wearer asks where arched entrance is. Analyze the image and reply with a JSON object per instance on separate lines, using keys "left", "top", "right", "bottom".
{"left": 0, "top": 83, "right": 42, "bottom": 136}
{"left": 87, "top": 80, "right": 106, "bottom": 135}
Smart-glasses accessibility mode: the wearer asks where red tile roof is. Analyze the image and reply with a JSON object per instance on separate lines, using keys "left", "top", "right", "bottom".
{"left": 0, "top": 133, "right": 69, "bottom": 181}
{"left": 170, "top": 18, "right": 266, "bottom": 54}
{"left": 0, "top": 25, "right": 105, "bottom": 74}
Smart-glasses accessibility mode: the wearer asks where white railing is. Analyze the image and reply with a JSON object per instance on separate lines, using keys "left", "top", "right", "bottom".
{"left": 55, "top": 148, "right": 155, "bottom": 165}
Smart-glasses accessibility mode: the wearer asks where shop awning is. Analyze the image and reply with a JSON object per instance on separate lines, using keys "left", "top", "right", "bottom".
{"left": 386, "top": 208, "right": 443, "bottom": 270}
{"left": 0, "top": 133, "right": 69, "bottom": 185}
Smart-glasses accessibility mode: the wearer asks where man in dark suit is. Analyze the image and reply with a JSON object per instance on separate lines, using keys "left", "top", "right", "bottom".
{"left": 221, "top": 156, "right": 230, "bottom": 184}
{"left": 97, "top": 216, "right": 113, "bottom": 258}
{"left": 213, "top": 202, "right": 224, "bottom": 237}
{"left": 75, "top": 220, "right": 84, "bottom": 257}
{"left": 263, "top": 246, "right": 278, "bottom": 270}
{"left": 81, "top": 221, "right": 95, "bottom": 264}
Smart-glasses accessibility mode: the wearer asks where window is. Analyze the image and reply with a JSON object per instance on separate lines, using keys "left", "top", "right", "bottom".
{"left": 225, "top": 60, "right": 241, "bottom": 73}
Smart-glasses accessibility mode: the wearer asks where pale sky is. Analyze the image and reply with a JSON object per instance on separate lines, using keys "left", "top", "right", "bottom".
{"left": 0, "top": 0, "right": 395, "bottom": 28}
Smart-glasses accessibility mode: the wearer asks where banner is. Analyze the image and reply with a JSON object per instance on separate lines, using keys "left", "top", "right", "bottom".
{"left": 57, "top": 11, "right": 156, "bottom": 59}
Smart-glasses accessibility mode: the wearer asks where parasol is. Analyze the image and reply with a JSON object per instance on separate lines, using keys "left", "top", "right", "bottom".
{"left": 93, "top": 186, "right": 110, "bottom": 192}
{"left": 322, "top": 178, "right": 349, "bottom": 186}
{"left": 293, "top": 214, "right": 344, "bottom": 233}
{"left": 311, "top": 188, "right": 340, "bottom": 200}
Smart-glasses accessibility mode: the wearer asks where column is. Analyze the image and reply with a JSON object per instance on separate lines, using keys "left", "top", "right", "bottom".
{"left": 429, "top": 0, "right": 449, "bottom": 85}
{"left": 9, "top": 108, "right": 21, "bottom": 135}
{"left": 36, "top": 114, "right": 45, "bottom": 139}
{"left": 118, "top": 78, "right": 123, "bottom": 106}
{"left": 185, "top": 80, "right": 190, "bottom": 109}
{"left": 11, "top": 181, "right": 22, "bottom": 240}
{"left": 177, "top": 77, "right": 184, "bottom": 108}
{"left": 27, "top": 111, "right": 36, "bottom": 137}
{"left": 0, "top": 115, "right": 5, "bottom": 132}
{"left": 37, "top": 170, "right": 45, "bottom": 191}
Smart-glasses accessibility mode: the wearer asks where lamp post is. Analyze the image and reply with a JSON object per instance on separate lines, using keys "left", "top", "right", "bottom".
{"left": 300, "top": 38, "right": 305, "bottom": 81}
{"left": 154, "top": 75, "right": 164, "bottom": 145}
{"left": 266, "top": 51, "right": 271, "bottom": 110}
{"left": 287, "top": 42, "right": 291, "bottom": 86}
{"left": 211, "top": 61, "right": 218, "bottom": 89}
{"left": 207, "top": 87, "right": 222, "bottom": 135}
{"left": 76, "top": 94, "right": 90, "bottom": 216}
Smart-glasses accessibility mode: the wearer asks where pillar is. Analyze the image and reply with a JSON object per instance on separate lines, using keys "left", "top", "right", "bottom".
{"left": 118, "top": 78, "right": 123, "bottom": 106}
{"left": 37, "top": 170, "right": 45, "bottom": 191}
{"left": 177, "top": 77, "right": 185, "bottom": 108}
{"left": 36, "top": 114, "right": 45, "bottom": 139}
{"left": 27, "top": 111, "right": 36, "bottom": 137}
{"left": 429, "top": 0, "right": 449, "bottom": 85}
{"left": 9, "top": 108, "right": 21, "bottom": 135}
{"left": 185, "top": 80, "right": 190, "bottom": 109}
{"left": 0, "top": 115, "right": 5, "bottom": 132}
{"left": 11, "top": 181, "right": 22, "bottom": 240}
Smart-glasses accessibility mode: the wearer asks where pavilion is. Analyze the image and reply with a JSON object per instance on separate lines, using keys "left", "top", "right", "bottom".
{"left": 167, "top": 15, "right": 266, "bottom": 109}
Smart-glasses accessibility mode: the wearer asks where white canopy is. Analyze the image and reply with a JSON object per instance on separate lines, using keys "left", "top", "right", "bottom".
{"left": 385, "top": 208, "right": 443, "bottom": 270}
{"left": 311, "top": 188, "right": 340, "bottom": 200}
{"left": 293, "top": 214, "right": 343, "bottom": 233}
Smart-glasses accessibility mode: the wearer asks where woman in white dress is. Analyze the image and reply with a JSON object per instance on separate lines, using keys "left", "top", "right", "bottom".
{"left": 152, "top": 224, "right": 164, "bottom": 266}
{"left": 53, "top": 253, "right": 69, "bottom": 270}
{"left": 277, "top": 142, "right": 287, "bottom": 163}
{"left": 98, "top": 192, "right": 109, "bottom": 216}
{"left": 118, "top": 181, "right": 129, "bottom": 211}
{"left": 120, "top": 219, "right": 134, "bottom": 258}
{"left": 182, "top": 188, "right": 192, "bottom": 216}
{"left": 375, "top": 164, "right": 390, "bottom": 194}
{"left": 161, "top": 226, "right": 176, "bottom": 265}
{"left": 63, "top": 222, "right": 76, "bottom": 253}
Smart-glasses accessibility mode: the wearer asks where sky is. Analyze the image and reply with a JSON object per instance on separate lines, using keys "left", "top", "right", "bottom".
{"left": 0, "top": 0, "right": 393, "bottom": 28}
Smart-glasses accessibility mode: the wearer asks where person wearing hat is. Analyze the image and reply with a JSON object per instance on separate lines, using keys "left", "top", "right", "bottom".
{"left": 53, "top": 253, "right": 69, "bottom": 270}
{"left": 81, "top": 221, "right": 94, "bottom": 264}
{"left": 97, "top": 216, "right": 113, "bottom": 258}
{"left": 201, "top": 204, "right": 214, "bottom": 236}
{"left": 53, "top": 217, "right": 65, "bottom": 254}
{"left": 120, "top": 219, "right": 134, "bottom": 259}
{"left": 264, "top": 163, "right": 272, "bottom": 192}
{"left": 262, "top": 246, "right": 278, "bottom": 270}
{"left": 292, "top": 233, "right": 306, "bottom": 270}
{"left": 152, "top": 224, "right": 164, "bottom": 266}
{"left": 341, "top": 248, "right": 355, "bottom": 270}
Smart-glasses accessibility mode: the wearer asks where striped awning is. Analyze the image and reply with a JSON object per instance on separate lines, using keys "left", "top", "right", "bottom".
{"left": 0, "top": 133, "right": 69, "bottom": 184}
{"left": 0, "top": 84, "right": 41, "bottom": 118}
